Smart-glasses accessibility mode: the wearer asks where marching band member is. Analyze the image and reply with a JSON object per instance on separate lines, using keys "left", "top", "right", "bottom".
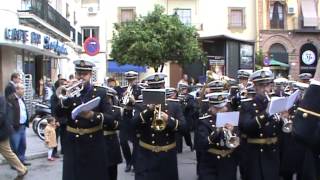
{"left": 131, "top": 73, "right": 186, "bottom": 180}
{"left": 237, "top": 70, "right": 251, "bottom": 91}
{"left": 54, "top": 60, "right": 114, "bottom": 180}
{"left": 298, "top": 73, "right": 312, "bottom": 84}
{"left": 176, "top": 82, "right": 197, "bottom": 153}
{"left": 239, "top": 69, "right": 283, "bottom": 180}
{"left": 103, "top": 87, "right": 123, "bottom": 180}
{"left": 196, "top": 92, "right": 239, "bottom": 180}
{"left": 294, "top": 63, "right": 320, "bottom": 180}
{"left": 120, "top": 71, "right": 140, "bottom": 172}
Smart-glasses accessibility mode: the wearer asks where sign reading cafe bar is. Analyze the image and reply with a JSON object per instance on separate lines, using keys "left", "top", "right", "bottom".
{"left": 4, "top": 27, "right": 68, "bottom": 55}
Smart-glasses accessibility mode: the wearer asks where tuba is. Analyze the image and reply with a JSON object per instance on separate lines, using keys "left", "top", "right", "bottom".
{"left": 223, "top": 128, "right": 240, "bottom": 149}
{"left": 56, "top": 80, "right": 84, "bottom": 100}
{"left": 151, "top": 104, "right": 167, "bottom": 131}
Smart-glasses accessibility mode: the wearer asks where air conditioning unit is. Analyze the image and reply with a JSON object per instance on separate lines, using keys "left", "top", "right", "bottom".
{"left": 88, "top": 6, "right": 98, "bottom": 15}
{"left": 288, "top": 6, "right": 295, "bottom": 15}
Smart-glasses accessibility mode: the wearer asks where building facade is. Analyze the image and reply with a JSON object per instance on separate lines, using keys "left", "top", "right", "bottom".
{"left": 257, "top": 0, "right": 320, "bottom": 79}
{"left": 0, "top": 0, "right": 82, "bottom": 94}
{"left": 102, "top": 0, "right": 257, "bottom": 86}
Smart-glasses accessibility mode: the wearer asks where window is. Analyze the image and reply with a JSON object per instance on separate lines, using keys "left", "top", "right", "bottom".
{"left": 270, "top": 2, "right": 284, "bottom": 29}
{"left": 228, "top": 8, "right": 246, "bottom": 29}
{"left": 174, "top": 9, "right": 192, "bottom": 26}
{"left": 119, "top": 8, "right": 136, "bottom": 23}
{"left": 74, "top": 11, "right": 77, "bottom": 25}
{"left": 81, "top": 0, "right": 99, "bottom": 8}
{"left": 66, "top": 3, "right": 70, "bottom": 18}
{"left": 82, "top": 27, "right": 99, "bottom": 43}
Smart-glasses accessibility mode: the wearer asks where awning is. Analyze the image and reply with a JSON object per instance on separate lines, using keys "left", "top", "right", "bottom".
{"left": 301, "top": 0, "right": 318, "bottom": 27}
{"left": 269, "top": 59, "right": 289, "bottom": 70}
{"left": 108, "top": 60, "right": 146, "bottom": 73}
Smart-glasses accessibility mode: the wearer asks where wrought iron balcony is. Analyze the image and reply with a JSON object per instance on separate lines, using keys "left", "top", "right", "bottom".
{"left": 18, "top": 0, "right": 71, "bottom": 40}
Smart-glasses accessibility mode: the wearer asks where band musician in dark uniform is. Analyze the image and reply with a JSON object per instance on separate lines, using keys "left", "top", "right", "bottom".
{"left": 176, "top": 82, "right": 197, "bottom": 153}
{"left": 120, "top": 71, "right": 141, "bottom": 172}
{"left": 196, "top": 92, "right": 240, "bottom": 180}
{"left": 131, "top": 73, "right": 187, "bottom": 180}
{"left": 103, "top": 86, "right": 123, "bottom": 180}
{"left": 239, "top": 69, "right": 288, "bottom": 180}
{"left": 54, "top": 60, "right": 114, "bottom": 180}
{"left": 294, "top": 62, "right": 320, "bottom": 180}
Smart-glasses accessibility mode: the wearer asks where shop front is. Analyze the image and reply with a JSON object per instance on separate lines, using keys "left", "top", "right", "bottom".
{"left": 0, "top": 25, "right": 69, "bottom": 95}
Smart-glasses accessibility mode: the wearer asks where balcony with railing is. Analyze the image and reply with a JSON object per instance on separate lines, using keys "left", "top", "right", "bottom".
{"left": 292, "top": 16, "right": 320, "bottom": 33}
{"left": 18, "top": 0, "right": 71, "bottom": 40}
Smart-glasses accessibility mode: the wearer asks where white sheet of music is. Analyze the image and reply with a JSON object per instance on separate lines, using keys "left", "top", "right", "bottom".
{"left": 216, "top": 111, "right": 240, "bottom": 127}
{"left": 71, "top": 97, "right": 101, "bottom": 120}
{"left": 267, "top": 90, "right": 300, "bottom": 116}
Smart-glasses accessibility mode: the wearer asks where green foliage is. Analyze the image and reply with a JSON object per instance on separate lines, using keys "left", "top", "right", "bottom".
{"left": 255, "top": 49, "right": 264, "bottom": 70}
{"left": 111, "top": 5, "right": 204, "bottom": 72}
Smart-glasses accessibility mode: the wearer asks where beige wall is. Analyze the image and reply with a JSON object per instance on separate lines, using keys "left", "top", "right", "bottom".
{"left": 198, "top": 0, "right": 256, "bottom": 41}
{"left": 0, "top": 46, "right": 18, "bottom": 92}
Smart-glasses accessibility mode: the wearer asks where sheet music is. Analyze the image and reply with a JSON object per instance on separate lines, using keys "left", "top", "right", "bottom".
{"left": 267, "top": 90, "right": 300, "bottom": 116}
{"left": 71, "top": 97, "right": 101, "bottom": 120}
{"left": 216, "top": 111, "right": 240, "bottom": 127}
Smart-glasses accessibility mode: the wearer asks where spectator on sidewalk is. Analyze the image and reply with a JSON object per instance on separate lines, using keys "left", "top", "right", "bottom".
{"left": 7, "top": 83, "right": 31, "bottom": 166}
{"left": 44, "top": 117, "right": 57, "bottom": 161}
{"left": 5, "top": 73, "right": 22, "bottom": 100}
{"left": 0, "top": 95, "right": 28, "bottom": 179}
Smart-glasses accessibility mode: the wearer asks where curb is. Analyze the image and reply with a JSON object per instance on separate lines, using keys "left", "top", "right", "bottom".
{"left": 0, "top": 151, "right": 47, "bottom": 165}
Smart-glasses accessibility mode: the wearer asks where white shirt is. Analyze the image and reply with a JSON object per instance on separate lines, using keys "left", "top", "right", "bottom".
{"left": 17, "top": 96, "right": 27, "bottom": 124}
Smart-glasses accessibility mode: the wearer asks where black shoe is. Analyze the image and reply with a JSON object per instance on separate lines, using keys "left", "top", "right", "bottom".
{"left": 190, "top": 145, "right": 194, "bottom": 152}
{"left": 11, "top": 166, "right": 16, "bottom": 170}
{"left": 22, "top": 162, "right": 31, "bottom": 166}
{"left": 15, "top": 169, "right": 28, "bottom": 180}
{"left": 124, "top": 165, "right": 131, "bottom": 172}
{"left": 53, "top": 155, "right": 60, "bottom": 158}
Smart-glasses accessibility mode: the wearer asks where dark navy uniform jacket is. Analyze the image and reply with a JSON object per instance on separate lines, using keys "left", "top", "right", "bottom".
{"left": 239, "top": 94, "right": 282, "bottom": 180}
{"left": 55, "top": 84, "right": 114, "bottom": 180}
{"left": 103, "top": 105, "right": 123, "bottom": 167}
{"left": 131, "top": 98, "right": 187, "bottom": 180}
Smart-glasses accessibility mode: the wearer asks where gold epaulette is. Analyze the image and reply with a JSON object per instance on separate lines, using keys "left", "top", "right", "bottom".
{"left": 241, "top": 98, "right": 253, "bottom": 102}
{"left": 135, "top": 100, "right": 143, "bottom": 103}
{"left": 166, "top": 98, "right": 180, "bottom": 102}
{"left": 199, "top": 114, "right": 212, "bottom": 120}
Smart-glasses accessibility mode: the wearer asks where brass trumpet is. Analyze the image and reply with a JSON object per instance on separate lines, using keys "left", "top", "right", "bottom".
{"left": 151, "top": 104, "right": 167, "bottom": 131}
{"left": 56, "top": 80, "right": 84, "bottom": 100}
{"left": 122, "top": 84, "right": 133, "bottom": 105}
{"left": 223, "top": 128, "right": 240, "bottom": 149}
{"left": 281, "top": 118, "right": 293, "bottom": 133}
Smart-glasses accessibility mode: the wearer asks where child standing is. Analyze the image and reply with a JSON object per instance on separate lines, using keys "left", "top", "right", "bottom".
{"left": 44, "top": 117, "right": 57, "bottom": 161}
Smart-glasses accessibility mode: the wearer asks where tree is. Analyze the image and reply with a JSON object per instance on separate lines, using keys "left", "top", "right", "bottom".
{"left": 111, "top": 5, "right": 205, "bottom": 72}
{"left": 255, "top": 49, "right": 264, "bottom": 70}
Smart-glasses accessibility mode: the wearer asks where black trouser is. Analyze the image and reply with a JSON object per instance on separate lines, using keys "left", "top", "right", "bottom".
{"left": 120, "top": 137, "right": 132, "bottom": 166}
{"left": 176, "top": 132, "right": 193, "bottom": 153}
{"left": 108, "top": 165, "right": 118, "bottom": 180}
{"left": 280, "top": 172, "right": 302, "bottom": 180}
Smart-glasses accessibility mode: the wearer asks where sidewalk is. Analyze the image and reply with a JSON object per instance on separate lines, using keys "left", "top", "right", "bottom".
{"left": 0, "top": 127, "right": 47, "bottom": 164}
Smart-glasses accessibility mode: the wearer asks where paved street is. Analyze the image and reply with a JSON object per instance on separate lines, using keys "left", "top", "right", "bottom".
{"left": 0, "top": 127, "right": 199, "bottom": 180}
{"left": 0, "top": 150, "right": 198, "bottom": 180}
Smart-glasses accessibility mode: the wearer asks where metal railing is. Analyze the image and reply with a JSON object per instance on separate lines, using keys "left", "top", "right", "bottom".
{"left": 19, "top": 0, "right": 70, "bottom": 37}
{"left": 292, "top": 16, "right": 320, "bottom": 31}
